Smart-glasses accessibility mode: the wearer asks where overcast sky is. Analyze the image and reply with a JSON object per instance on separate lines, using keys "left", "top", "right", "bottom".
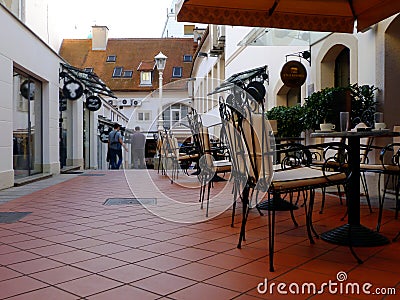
{"left": 51, "top": 0, "right": 174, "bottom": 38}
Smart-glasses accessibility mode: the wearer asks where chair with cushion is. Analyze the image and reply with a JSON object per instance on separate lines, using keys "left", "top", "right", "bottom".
{"left": 219, "top": 89, "right": 351, "bottom": 272}
{"left": 169, "top": 134, "right": 199, "bottom": 177}
{"left": 360, "top": 125, "right": 400, "bottom": 232}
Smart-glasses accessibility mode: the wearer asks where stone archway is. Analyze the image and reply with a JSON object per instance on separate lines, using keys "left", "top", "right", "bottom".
{"left": 320, "top": 44, "right": 350, "bottom": 89}
{"left": 276, "top": 84, "right": 301, "bottom": 107}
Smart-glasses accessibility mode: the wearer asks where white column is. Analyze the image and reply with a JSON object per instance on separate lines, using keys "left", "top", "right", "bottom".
{"left": 67, "top": 98, "right": 84, "bottom": 168}
{"left": 89, "top": 111, "right": 98, "bottom": 169}
{"left": 157, "top": 70, "right": 164, "bottom": 131}
{"left": 0, "top": 58, "right": 14, "bottom": 189}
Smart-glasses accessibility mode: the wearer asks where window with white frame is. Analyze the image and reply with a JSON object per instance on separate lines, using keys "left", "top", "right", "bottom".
{"left": 183, "top": 55, "right": 192, "bottom": 62}
{"left": 107, "top": 55, "right": 116, "bottom": 62}
{"left": 172, "top": 67, "right": 182, "bottom": 78}
{"left": 112, "top": 67, "right": 123, "bottom": 77}
{"left": 138, "top": 111, "right": 151, "bottom": 121}
{"left": 140, "top": 71, "right": 152, "bottom": 85}
{"left": 162, "top": 104, "right": 189, "bottom": 129}
{"left": 122, "top": 70, "right": 133, "bottom": 78}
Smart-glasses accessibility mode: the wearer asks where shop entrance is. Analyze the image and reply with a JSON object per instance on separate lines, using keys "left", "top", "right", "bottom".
{"left": 13, "top": 70, "right": 43, "bottom": 178}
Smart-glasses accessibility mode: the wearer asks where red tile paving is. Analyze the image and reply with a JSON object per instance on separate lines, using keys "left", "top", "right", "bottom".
{"left": 0, "top": 170, "right": 399, "bottom": 299}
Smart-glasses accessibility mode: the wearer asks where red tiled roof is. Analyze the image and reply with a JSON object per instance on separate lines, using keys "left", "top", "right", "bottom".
{"left": 59, "top": 38, "right": 196, "bottom": 92}
{"left": 137, "top": 60, "right": 155, "bottom": 71}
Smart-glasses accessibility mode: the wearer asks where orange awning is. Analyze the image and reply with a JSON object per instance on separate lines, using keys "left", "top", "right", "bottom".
{"left": 177, "top": 0, "right": 400, "bottom": 33}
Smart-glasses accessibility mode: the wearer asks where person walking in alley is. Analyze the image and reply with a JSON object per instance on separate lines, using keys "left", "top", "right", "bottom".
{"left": 108, "top": 123, "right": 128, "bottom": 169}
{"left": 132, "top": 126, "right": 146, "bottom": 169}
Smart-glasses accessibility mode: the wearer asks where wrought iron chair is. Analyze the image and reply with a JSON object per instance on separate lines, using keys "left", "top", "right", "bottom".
{"left": 360, "top": 127, "right": 400, "bottom": 232}
{"left": 187, "top": 109, "right": 232, "bottom": 217}
{"left": 157, "top": 130, "right": 177, "bottom": 183}
{"left": 219, "top": 89, "right": 351, "bottom": 272}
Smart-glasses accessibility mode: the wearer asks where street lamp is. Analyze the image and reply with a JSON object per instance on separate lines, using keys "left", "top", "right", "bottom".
{"left": 154, "top": 51, "right": 168, "bottom": 98}
{"left": 154, "top": 51, "right": 167, "bottom": 131}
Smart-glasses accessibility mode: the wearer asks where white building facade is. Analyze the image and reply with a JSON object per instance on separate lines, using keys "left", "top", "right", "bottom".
{"left": 0, "top": 3, "right": 61, "bottom": 189}
{"left": 0, "top": 3, "right": 126, "bottom": 190}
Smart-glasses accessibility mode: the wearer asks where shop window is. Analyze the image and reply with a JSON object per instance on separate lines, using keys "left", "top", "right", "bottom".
{"left": 13, "top": 71, "right": 43, "bottom": 178}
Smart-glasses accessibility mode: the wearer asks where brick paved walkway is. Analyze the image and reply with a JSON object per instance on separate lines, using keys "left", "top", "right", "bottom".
{"left": 0, "top": 170, "right": 399, "bottom": 299}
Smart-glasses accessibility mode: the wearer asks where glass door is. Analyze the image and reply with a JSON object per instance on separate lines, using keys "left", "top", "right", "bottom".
{"left": 13, "top": 71, "right": 43, "bottom": 178}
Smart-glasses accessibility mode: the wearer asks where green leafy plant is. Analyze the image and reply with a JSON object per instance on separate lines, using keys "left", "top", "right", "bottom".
{"left": 349, "top": 83, "right": 378, "bottom": 127}
{"left": 302, "top": 84, "right": 377, "bottom": 130}
{"left": 302, "top": 87, "right": 345, "bottom": 130}
{"left": 266, "top": 105, "right": 305, "bottom": 137}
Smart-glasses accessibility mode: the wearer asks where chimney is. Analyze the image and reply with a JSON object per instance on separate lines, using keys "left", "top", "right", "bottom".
{"left": 91, "top": 26, "right": 109, "bottom": 50}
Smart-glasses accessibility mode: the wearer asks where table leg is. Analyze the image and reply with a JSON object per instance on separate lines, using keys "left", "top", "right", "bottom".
{"left": 320, "top": 136, "right": 389, "bottom": 247}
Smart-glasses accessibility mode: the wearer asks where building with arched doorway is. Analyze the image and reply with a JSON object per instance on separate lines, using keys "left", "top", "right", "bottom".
{"left": 195, "top": 13, "right": 400, "bottom": 197}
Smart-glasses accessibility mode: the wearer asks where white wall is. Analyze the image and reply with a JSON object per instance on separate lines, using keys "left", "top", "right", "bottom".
{"left": 0, "top": 5, "right": 62, "bottom": 189}
{"left": 225, "top": 26, "right": 310, "bottom": 109}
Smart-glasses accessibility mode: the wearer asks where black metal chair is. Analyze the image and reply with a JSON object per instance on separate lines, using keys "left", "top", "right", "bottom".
{"left": 187, "top": 109, "right": 232, "bottom": 217}
{"left": 219, "top": 89, "right": 351, "bottom": 272}
{"left": 360, "top": 139, "right": 400, "bottom": 232}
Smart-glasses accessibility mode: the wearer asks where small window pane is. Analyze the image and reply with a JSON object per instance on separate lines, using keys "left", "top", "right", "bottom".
{"left": 122, "top": 70, "right": 133, "bottom": 78}
{"left": 112, "top": 67, "right": 123, "bottom": 77}
{"left": 138, "top": 111, "right": 150, "bottom": 121}
{"left": 107, "top": 55, "right": 116, "bottom": 62}
{"left": 84, "top": 67, "right": 93, "bottom": 73}
{"left": 183, "top": 55, "right": 192, "bottom": 62}
{"left": 172, "top": 67, "right": 182, "bottom": 78}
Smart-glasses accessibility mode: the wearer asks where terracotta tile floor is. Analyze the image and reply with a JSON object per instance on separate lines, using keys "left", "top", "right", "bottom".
{"left": 0, "top": 170, "right": 399, "bottom": 299}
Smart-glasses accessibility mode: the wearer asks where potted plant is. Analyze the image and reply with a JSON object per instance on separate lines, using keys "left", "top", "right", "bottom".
{"left": 349, "top": 83, "right": 378, "bottom": 127}
{"left": 266, "top": 105, "right": 305, "bottom": 137}
{"left": 302, "top": 87, "right": 345, "bottom": 131}
{"left": 302, "top": 84, "right": 377, "bottom": 131}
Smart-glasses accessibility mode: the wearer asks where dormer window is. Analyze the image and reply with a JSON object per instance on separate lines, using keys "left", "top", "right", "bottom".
{"left": 183, "top": 55, "right": 192, "bottom": 62}
{"left": 107, "top": 55, "right": 116, "bottom": 62}
{"left": 172, "top": 67, "right": 182, "bottom": 78}
{"left": 112, "top": 67, "right": 123, "bottom": 77}
{"left": 140, "top": 71, "right": 152, "bottom": 86}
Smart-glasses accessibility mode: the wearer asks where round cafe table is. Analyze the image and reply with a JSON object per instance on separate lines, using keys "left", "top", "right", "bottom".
{"left": 311, "top": 130, "right": 400, "bottom": 249}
